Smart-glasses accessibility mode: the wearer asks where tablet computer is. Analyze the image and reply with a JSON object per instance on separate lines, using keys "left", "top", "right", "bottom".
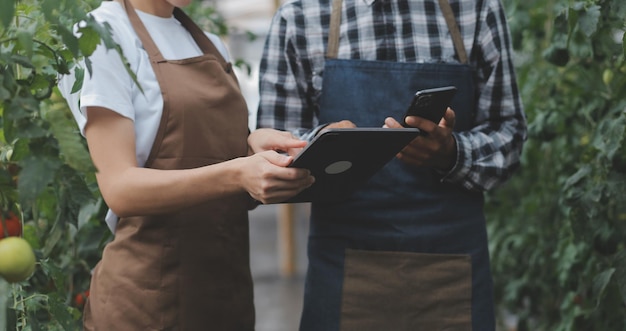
{"left": 283, "top": 127, "right": 420, "bottom": 203}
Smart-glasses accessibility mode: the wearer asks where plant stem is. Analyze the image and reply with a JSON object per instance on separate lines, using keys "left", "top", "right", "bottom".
{"left": 0, "top": 278, "right": 8, "bottom": 331}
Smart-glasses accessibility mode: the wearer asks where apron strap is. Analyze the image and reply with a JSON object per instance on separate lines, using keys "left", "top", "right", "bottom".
{"left": 326, "top": 0, "right": 343, "bottom": 59}
{"left": 122, "top": 0, "right": 164, "bottom": 62}
{"left": 437, "top": 0, "right": 468, "bottom": 64}
{"left": 121, "top": 0, "right": 228, "bottom": 65}
{"left": 326, "top": 0, "right": 468, "bottom": 64}
{"left": 173, "top": 8, "right": 230, "bottom": 65}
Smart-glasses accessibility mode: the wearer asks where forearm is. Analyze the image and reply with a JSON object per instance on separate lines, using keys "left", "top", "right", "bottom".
{"left": 98, "top": 159, "right": 246, "bottom": 218}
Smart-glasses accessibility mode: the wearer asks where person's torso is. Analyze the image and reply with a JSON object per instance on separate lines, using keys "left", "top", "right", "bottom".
{"left": 78, "top": 1, "right": 231, "bottom": 167}
{"left": 279, "top": 0, "right": 483, "bottom": 127}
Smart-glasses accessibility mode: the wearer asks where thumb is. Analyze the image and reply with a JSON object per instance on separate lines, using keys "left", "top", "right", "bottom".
{"left": 441, "top": 107, "right": 456, "bottom": 129}
{"left": 259, "top": 150, "right": 293, "bottom": 167}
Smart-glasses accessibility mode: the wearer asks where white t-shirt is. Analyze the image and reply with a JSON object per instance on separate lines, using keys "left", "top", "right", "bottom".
{"left": 57, "top": 2, "right": 231, "bottom": 232}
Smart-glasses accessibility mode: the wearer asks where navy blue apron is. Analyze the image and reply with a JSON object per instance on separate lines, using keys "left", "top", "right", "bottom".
{"left": 299, "top": 1, "right": 495, "bottom": 331}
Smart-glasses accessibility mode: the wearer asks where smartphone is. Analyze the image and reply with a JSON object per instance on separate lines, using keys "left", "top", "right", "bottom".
{"left": 401, "top": 86, "right": 457, "bottom": 127}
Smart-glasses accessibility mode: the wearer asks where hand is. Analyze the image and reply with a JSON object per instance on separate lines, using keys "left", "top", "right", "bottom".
{"left": 321, "top": 120, "right": 356, "bottom": 132}
{"left": 384, "top": 108, "right": 457, "bottom": 170}
{"left": 240, "top": 150, "right": 315, "bottom": 204}
{"left": 248, "top": 128, "right": 308, "bottom": 157}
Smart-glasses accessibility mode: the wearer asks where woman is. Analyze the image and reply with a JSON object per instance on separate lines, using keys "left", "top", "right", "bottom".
{"left": 58, "top": 0, "right": 314, "bottom": 329}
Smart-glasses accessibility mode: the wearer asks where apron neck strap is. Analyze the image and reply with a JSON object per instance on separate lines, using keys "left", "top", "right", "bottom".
{"left": 326, "top": 0, "right": 468, "bottom": 64}
{"left": 122, "top": 0, "right": 163, "bottom": 61}
{"left": 121, "top": 0, "right": 227, "bottom": 64}
{"left": 326, "top": 0, "right": 344, "bottom": 59}
{"left": 437, "top": 0, "right": 468, "bottom": 64}
{"left": 172, "top": 8, "right": 229, "bottom": 64}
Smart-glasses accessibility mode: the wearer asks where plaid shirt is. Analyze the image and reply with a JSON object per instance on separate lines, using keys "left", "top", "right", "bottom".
{"left": 257, "top": 0, "right": 527, "bottom": 192}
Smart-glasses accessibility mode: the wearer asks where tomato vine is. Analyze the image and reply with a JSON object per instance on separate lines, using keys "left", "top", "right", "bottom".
{"left": 487, "top": 0, "right": 626, "bottom": 329}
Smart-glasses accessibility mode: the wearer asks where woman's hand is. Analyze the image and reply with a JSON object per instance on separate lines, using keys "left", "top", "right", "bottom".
{"left": 384, "top": 108, "right": 457, "bottom": 171}
{"left": 248, "top": 128, "right": 307, "bottom": 157}
{"left": 239, "top": 150, "right": 315, "bottom": 204}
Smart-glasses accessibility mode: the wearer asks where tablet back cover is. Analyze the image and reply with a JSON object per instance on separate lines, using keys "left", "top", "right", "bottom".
{"left": 284, "top": 128, "right": 420, "bottom": 203}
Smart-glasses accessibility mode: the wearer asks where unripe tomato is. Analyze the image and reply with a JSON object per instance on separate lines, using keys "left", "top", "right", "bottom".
{"left": 0, "top": 237, "right": 36, "bottom": 283}
{"left": 602, "top": 69, "right": 614, "bottom": 86}
{"left": 0, "top": 212, "right": 22, "bottom": 238}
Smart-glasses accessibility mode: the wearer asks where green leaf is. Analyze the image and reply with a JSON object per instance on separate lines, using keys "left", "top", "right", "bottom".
{"left": 41, "top": 0, "right": 58, "bottom": 24}
{"left": 16, "top": 30, "right": 34, "bottom": 59}
{"left": 47, "top": 293, "right": 80, "bottom": 330}
{"left": 6, "top": 95, "right": 39, "bottom": 120}
{"left": 57, "top": 25, "right": 79, "bottom": 58}
{"left": 17, "top": 154, "right": 62, "bottom": 206}
{"left": 22, "top": 224, "right": 41, "bottom": 250}
{"left": 77, "top": 26, "right": 101, "bottom": 57}
{"left": 563, "top": 165, "right": 591, "bottom": 189}
{"left": 593, "top": 115, "right": 626, "bottom": 160}
{"left": 42, "top": 218, "right": 64, "bottom": 257}
{"left": 592, "top": 268, "right": 615, "bottom": 308}
{"left": 14, "top": 119, "right": 48, "bottom": 139}
{"left": 623, "top": 31, "right": 626, "bottom": 57}
{"left": 614, "top": 250, "right": 626, "bottom": 306}
{"left": 70, "top": 67, "right": 84, "bottom": 94}
{"left": 0, "top": 0, "right": 15, "bottom": 30}
{"left": 10, "top": 54, "right": 34, "bottom": 69}
{"left": 44, "top": 102, "right": 94, "bottom": 173}
{"left": 578, "top": 5, "right": 601, "bottom": 37}
{"left": 0, "top": 86, "right": 10, "bottom": 100}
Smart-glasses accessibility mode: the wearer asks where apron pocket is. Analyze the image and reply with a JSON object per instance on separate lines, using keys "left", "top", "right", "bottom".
{"left": 339, "top": 249, "right": 472, "bottom": 331}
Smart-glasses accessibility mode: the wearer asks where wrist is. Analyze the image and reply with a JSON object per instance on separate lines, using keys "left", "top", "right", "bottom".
{"left": 438, "top": 135, "right": 458, "bottom": 171}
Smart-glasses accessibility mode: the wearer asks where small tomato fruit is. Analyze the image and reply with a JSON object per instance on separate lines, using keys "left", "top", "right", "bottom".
{"left": 0, "top": 237, "right": 36, "bottom": 283}
{"left": 0, "top": 212, "right": 22, "bottom": 238}
{"left": 75, "top": 290, "right": 90, "bottom": 307}
{"left": 602, "top": 69, "right": 614, "bottom": 86}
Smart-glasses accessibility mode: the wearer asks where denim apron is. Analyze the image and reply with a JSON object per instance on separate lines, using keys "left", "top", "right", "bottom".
{"left": 299, "top": 1, "right": 494, "bottom": 330}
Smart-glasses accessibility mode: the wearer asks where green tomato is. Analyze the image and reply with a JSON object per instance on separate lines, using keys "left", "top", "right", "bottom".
{"left": 0, "top": 237, "right": 36, "bottom": 283}
{"left": 603, "top": 69, "right": 614, "bottom": 86}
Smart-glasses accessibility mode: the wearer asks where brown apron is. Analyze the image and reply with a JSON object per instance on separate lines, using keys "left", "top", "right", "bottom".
{"left": 83, "top": 1, "right": 253, "bottom": 330}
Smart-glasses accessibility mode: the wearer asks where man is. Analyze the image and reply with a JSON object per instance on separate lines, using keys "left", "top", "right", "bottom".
{"left": 257, "top": 0, "right": 527, "bottom": 330}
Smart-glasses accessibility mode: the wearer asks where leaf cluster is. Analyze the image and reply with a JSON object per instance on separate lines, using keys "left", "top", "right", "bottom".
{"left": 488, "top": 0, "right": 626, "bottom": 329}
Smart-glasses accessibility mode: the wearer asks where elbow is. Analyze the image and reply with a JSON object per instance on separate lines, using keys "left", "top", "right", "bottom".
{"left": 99, "top": 186, "right": 137, "bottom": 218}
{"left": 103, "top": 197, "right": 134, "bottom": 219}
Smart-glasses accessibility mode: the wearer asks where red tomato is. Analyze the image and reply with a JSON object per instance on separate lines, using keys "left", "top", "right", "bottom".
{"left": 75, "top": 290, "right": 90, "bottom": 307}
{"left": 0, "top": 212, "right": 22, "bottom": 239}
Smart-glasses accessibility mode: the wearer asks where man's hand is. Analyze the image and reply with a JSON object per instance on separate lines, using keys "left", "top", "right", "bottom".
{"left": 321, "top": 120, "right": 357, "bottom": 132}
{"left": 384, "top": 108, "right": 457, "bottom": 171}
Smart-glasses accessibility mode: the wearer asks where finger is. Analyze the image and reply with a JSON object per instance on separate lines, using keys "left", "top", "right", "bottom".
{"left": 258, "top": 150, "right": 293, "bottom": 167}
{"left": 325, "top": 120, "right": 357, "bottom": 129}
{"left": 272, "top": 137, "right": 308, "bottom": 152}
{"left": 384, "top": 117, "right": 403, "bottom": 128}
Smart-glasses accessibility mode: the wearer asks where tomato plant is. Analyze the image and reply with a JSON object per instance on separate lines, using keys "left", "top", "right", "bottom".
{"left": 488, "top": 0, "right": 626, "bottom": 329}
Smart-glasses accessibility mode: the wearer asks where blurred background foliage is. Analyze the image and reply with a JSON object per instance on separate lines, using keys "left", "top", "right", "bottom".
{"left": 0, "top": 0, "right": 624, "bottom": 330}
{"left": 486, "top": 0, "right": 626, "bottom": 330}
